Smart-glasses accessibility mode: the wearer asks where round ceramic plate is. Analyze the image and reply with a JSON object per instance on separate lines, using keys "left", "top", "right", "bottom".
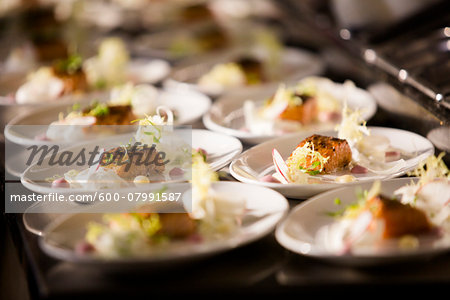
{"left": 4, "top": 87, "right": 211, "bottom": 147}
{"left": 203, "top": 78, "right": 377, "bottom": 144}
{"left": 0, "top": 91, "right": 108, "bottom": 133}
{"left": 275, "top": 178, "right": 450, "bottom": 266}
{"left": 131, "top": 21, "right": 232, "bottom": 61}
{"left": 164, "top": 46, "right": 324, "bottom": 97}
{"left": 192, "top": 129, "right": 242, "bottom": 171}
{"left": 21, "top": 129, "right": 242, "bottom": 236}
{"left": 427, "top": 126, "right": 450, "bottom": 152}
{"left": 20, "top": 127, "right": 240, "bottom": 194}
{"left": 229, "top": 127, "right": 434, "bottom": 199}
{"left": 39, "top": 182, "right": 288, "bottom": 269}
{"left": 125, "top": 58, "right": 171, "bottom": 84}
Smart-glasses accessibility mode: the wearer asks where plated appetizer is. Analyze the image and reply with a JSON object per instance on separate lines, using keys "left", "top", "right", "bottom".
{"left": 1, "top": 8, "right": 68, "bottom": 73}
{"left": 275, "top": 155, "right": 450, "bottom": 265}
{"left": 270, "top": 105, "right": 410, "bottom": 184}
{"left": 134, "top": 21, "right": 230, "bottom": 61}
{"left": 48, "top": 108, "right": 190, "bottom": 190}
{"left": 197, "top": 56, "right": 266, "bottom": 92}
{"left": 5, "top": 84, "right": 211, "bottom": 146}
{"left": 203, "top": 76, "right": 375, "bottom": 144}
{"left": 72, "top": 156, "right": 245, "bottom": 258}
{"left": 39, "top": 180, "right": 288, "bottom": 265}
{"left": 6, "top": 38, "right": 170, "bottom": 104}
{"left": 230, "top": 109, "right": 433, "bottom": 198}
{"left": 43, "top": 83, "right": 175, "bottom": 141}
{"left": 243, "top": 77, "right": 356, "bottom": 135}
{"left": 319, "top": 155, "right": 449, "bottom": 255}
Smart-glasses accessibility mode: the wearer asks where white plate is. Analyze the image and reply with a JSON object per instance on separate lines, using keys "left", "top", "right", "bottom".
{"left": 192, "top": 129, "right": 242, "bottom": 171}
{"left": 0, "top": 91, "right": 108, "bottom": 133}
{"left": 20, "top": 128, "right": 238, "bottom": 195}
{"left": 8, "top": 128, "right": 240, "bottom": 181}
{"left": 229, "top": 127, "right": 434, "bottom": 199}
{"left": 21, "top": 129, "right": 242, "bottom": 236}
{"left": 39, "top": 182, "right": 288, "bottom": 269}
{"left": 203, "top": 78, "right": 377, "bottom": 144}
{"left": 4, "top": 87, "right": 211, "bottom": 146}
{"left": 131, "top": 21, "right": 234, "bottom": 61}
{"left": 125, "top": 58, "right": 171, "bottom": 84}
{"left": 165, "top": 47, "right": 324, "bottom": 97}
{"left": 427, "top": 126, "right": 450, "bottom": 152}
{"left": 275, "top": 178, "right": 450, "bottom": 266}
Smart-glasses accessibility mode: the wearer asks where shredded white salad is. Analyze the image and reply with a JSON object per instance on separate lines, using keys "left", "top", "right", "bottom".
{"left": 335, "top": 105, "right": 409, "bottom": 176}
{"left": 110, "top": 82, "right": 161, "bottom": 117}
{"left": 189, "top": 152, "right": 246, "bottom": 236}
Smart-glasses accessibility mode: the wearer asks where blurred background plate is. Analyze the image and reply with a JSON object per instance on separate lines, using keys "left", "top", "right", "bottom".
{"left": 165, "top": 46, "right": 324, "bottom": 97}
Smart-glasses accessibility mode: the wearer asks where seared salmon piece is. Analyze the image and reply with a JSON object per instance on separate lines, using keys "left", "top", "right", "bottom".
{"left": 35, "top": 40, "right": 68, "bottom": 62}
{"left": 132, "top": 210, "right": 197, "bottom": 239}
{"left": 278, "top": 94, "right": 318, "bottom": 125}
{"left": 82, "top": 105, "right": 136, "bottom": 125}
{"left": 53, "top": 69, "right": 88, "bottom": 94}
{"left": 293, "top": 134, "right": 352, "bottom": 173}
{"left": 101, "top": 146, "right": 165, "bottom": 181}
{"left": 236, "top": 57, "right": 265, "bottom": 85}
{"left": 196, "top": 26, "right": 229, "bottom": 52}
{"left": 158, "top": 213, "right": 197, "bottom": 238}
{"left": 367, "top": 195, "right": 432, "bottom": 239}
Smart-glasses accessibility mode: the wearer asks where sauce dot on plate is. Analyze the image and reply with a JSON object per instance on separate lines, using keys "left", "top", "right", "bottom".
{"left": 169, "top": 167, "right": 185, "bottom": 180}
{"left": 51, "top": 178, "right": 70, "bottom": 188}
{"left": 260, "top": 175, "right": 280, "bottom": 183}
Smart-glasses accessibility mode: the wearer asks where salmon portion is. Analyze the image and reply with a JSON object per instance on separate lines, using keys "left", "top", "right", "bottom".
{"left": 82, "top": 105, "right": 136, "bottom": 125}
{"left": 52, "top": 67, "right": 88, "bottom": 94}
{"left": 181, "top": 4, "right": 212, "bottom": 23}
{"left": 293, "top": 134, "right": 352, "bottom": 174}
{"left": 101, "top": 146, "right": 165, "bottom": 181}
{"left": 278, "top": 94, "right": 318, "bottom": 125}
{"left": 158, "top": 213, "right": 197, "bottom": 238}
{"left": 132, "top": 209, "right": 197, "bottom": 239}
{"left": 35, "top": 40, "right": 68, "bottom": 62}
{"left": 367, "top": 195, "right": 432, "bottom": 239}
{"left": 236, "top": 57, "right": 265, "bottom": 85}
{"left": 196, "top": 26, "right": 229, "bottom": 52}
